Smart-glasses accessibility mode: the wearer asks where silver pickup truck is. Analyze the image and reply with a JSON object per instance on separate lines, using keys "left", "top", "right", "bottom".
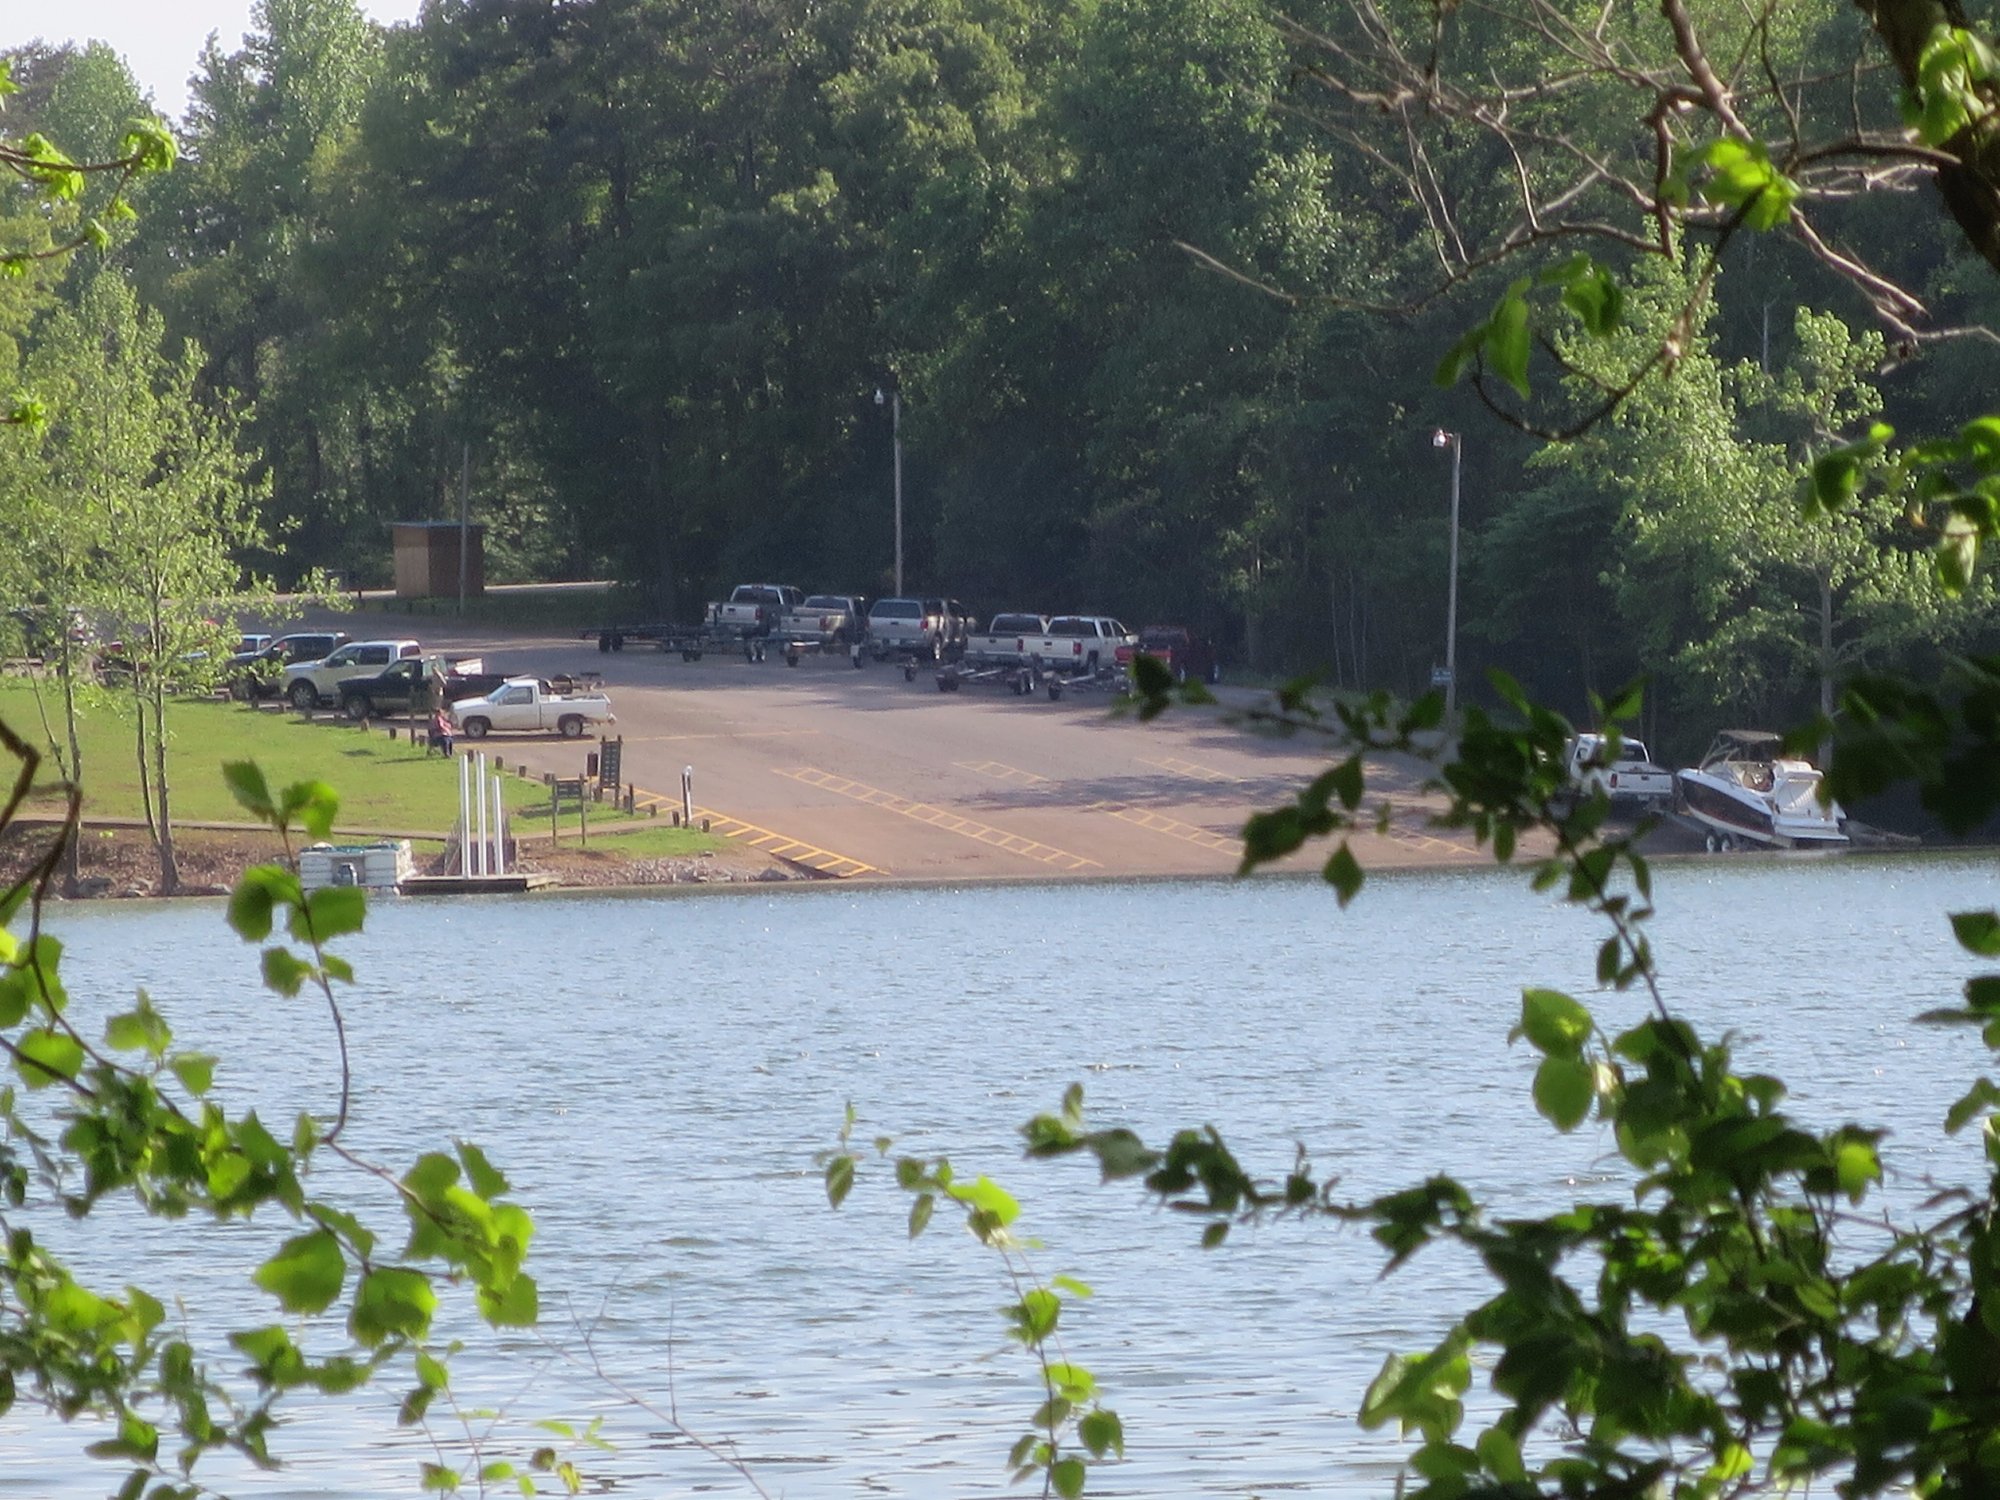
{"left": 867, "top": 597, "right": 971, "bottom": 661}
{"left": 781, "top": 594, "right": 866, "bottom": 647}
{"left": 706, "top": 584, "right": 803, "bottom": 641}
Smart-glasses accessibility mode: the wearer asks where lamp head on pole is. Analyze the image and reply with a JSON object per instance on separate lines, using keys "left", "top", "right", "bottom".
{"left": 874, "top": 387, "right": 885, "bottom": 407}
{"left": 1432, "top": 428, "right": 1453, "bottom": 450}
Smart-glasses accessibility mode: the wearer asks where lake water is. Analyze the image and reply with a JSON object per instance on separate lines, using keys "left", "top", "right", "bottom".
{"left": 7, "top": 853, "right": 1999, "bottom": 1498}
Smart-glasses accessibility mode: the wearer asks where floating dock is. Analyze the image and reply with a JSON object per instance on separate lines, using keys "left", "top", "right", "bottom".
{"left": 400, "top": 873, "right": 558, "bottom": 896}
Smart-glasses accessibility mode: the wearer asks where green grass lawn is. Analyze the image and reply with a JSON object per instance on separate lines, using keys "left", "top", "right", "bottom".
{"left": 551, "top": 823, "right": 731, "bottom": 858}
{"left": 0, "top": 678, "right": 665, "bottom": 835}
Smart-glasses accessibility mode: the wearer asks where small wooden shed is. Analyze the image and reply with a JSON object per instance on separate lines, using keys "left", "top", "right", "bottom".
{"left": 390, "top": 521, "right": 485, "bottom": 600}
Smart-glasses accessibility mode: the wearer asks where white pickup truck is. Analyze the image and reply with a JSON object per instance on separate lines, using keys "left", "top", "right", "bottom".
{"left": 1563, "top": 733, "right": 1674, "bottom": 807}
{"left": 451, "top": 678, "right": 616, "bottom": 739}
{"left": 962, "top": 613, "right": 1051, "bottom": 666}
{"left": 1035, "top": 616, "right": 1138, "bottom": 674}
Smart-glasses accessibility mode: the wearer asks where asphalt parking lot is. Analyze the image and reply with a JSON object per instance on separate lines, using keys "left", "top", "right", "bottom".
{"left": 283, "top": 606, "right": 1495, "bottom": 882}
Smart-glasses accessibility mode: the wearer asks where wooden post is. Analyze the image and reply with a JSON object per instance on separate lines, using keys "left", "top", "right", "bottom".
{"left": 550, "top": 785, "right": 558, "bottom": 845}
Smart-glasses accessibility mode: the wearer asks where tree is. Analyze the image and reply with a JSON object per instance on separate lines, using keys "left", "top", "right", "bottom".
{"left": 9, "top": 269, "right": 267, "bottom": 894}
{"left": 0, "top": 54, "right": 173, "bottom": 424}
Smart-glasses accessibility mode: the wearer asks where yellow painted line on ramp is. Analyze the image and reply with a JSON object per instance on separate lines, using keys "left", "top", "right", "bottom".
{"left": 954, "top": 760, "right": 1049, "bottom": 785}
{"left": 1139, "top": 754, "right": 1248, "bottom": 785}
{"left": 1088, "top": 801, "right": 1241, "bottom": 858}
{"left": 621, "top": 785, "right": 880, "bottom": 876}
{"left": 778, "top": 767, "right": 1098, "bottom": 871}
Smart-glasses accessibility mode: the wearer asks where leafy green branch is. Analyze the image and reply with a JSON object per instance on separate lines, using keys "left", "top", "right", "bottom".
{"left": 0, "top": 727, "right": 585, "bottom": 1496}
{"left": 974, "top": 666, "right": 2000, "bottom": 1500}
{"left": 821, "top": 1106, "right": 1124, "bottom": 1498}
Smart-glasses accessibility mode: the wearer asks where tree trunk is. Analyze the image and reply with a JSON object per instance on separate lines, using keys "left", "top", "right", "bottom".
{"left": 134, "top": 685, "right": 157, "bottom": 844}
{"left": 56, "top": 645, "right": 83, "bottom": 896}
{"left": 1855, "top": 0, "right": 2000, "bottom": 277}
{"left": 149, "top": 679, "right": 178, "bottom": 895}
{"left": 1819, "top": 568, "right": 1836, "bottom": 767}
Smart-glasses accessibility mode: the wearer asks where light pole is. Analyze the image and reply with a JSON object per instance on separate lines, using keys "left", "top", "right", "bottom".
{"left": 875, "top": 387, "right": 903, "bottom": 596}
{"left": 1432, "top": 428, "right": 1461, "bottom": 714}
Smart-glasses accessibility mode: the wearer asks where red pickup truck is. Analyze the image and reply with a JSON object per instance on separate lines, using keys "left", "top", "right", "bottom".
{"left": 1116, "top": 626, "right": 1220, "bottom": 684}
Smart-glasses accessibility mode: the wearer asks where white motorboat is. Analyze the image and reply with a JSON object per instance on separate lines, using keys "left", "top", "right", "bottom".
{"left": 1673, "top": 730, "right": 1849, "bottom": 851}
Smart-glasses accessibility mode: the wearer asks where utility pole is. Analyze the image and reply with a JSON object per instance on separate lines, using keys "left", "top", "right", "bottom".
{"left": 456, "top": 441, "right": 471, "bottom": 617}
{"left": 1432, "top": 429, "right": 1462, "bottom": 715}
{"left": 876, "top": 386, "right": 902, "bottom": 595}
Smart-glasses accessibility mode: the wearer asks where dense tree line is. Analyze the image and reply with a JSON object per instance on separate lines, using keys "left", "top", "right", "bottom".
{"left": 5, "top": 0, "right": 2000, "bottom": 751}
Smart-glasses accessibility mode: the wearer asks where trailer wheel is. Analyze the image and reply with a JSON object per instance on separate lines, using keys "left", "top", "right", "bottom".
{"left": 558, "top": 714, "right": 585, "bottom": 738}
{"left": 903, "top": 662, "right": 917, "bottom": 682}
{"left": 786, "top": 650, "right": 800, "bottom": 667}
{"left": 1047, "top": 680, "right": 1063, "bottom": 701}
{"left": 462, "top": 716, "right": 490, "bottom": 739}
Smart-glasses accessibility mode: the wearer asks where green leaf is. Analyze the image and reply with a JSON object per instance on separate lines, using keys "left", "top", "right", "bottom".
{"left": 456, "top": 1141, "right": 509, "bottom": 1198}
{"left": 1078, "top": 1408, "right": 1124, "bottom": 1458}
{"left": 1477, "top": 1425, "right": 1526, "bottom": 1483}
{"left": 908, "top": 1192, "right": 935, "bottom": 1238}
{"left": 16, "top": 1027, "right": 82, "bottom": 1088}
{"left": 945, "top": 1174, "right": 1020, "bottom": 1227}
{"left": 254, "top": 1231, "right": 346, "bottom": 1314}
{"left": 1953, "top": 911, "right": 2000, "bottom": 956}
{"left": 222, "top": 762, "right": 274, "bottom": 822}
{"left": 1516, "top": 988, "right": 1593, "bottom": 1057}
{"left": 104, "top": 999, "right": 171, "bottom": 1056}
{"left": 824, "top": 1154, "right": 855, "bottom": 1209}
{"left": 477, "top": 1271, "right": 538, "bottom": 1327}
{"left": 1946, "top": 1077, "right": 2000, "bottom": 1132}
{"left": 281, "top": 780, "right": 341, "bottom": 841}
{"left": 1533, "top": 1055, "right": 1595, "bottom": 1131}
{"left": 170, "top": 1052, "right": 217, "bottom": 1095}
{"left": 1050, "top": 1458, "right": 1086, "bottom": 1498}
{"left": 1834, "top": 1139, "right": 1881, "bottom": 1202}
{"left": 1487, "top": 292, "right": 1531, "bottom": 398}
{"left": 351, "top": 1267, "right": 437, "bottom": 1346}
{"left": 261, "top": 947, "right": 312, "bottom": 998}
{"left": 1434, "top": 318, "right": 1491, "bottom": 388}
{"left": 302, "top": 885, "right": 366, "bottom": 942}
{"left": 1324, "top": 842, "right": 1364, "bottom": 907}
{"left": 228, "top": 865, "right": 299, "bottom": 943}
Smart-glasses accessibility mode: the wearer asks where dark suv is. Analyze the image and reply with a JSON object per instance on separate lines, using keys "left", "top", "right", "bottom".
{"left": 227, "top": 631, "right": 352, "bottom": 701}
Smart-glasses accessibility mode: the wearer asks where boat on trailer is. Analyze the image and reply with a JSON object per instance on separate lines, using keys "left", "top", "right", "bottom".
{"left": 1673, "top": 730, "right": 1849, "bottom": 851}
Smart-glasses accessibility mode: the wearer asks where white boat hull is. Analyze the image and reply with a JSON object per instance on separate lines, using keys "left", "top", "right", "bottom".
{"left": 1675, "top": 766, "right": 1848, "bottom": 850}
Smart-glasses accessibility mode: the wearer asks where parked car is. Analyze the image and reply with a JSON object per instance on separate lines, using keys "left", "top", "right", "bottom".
{"left": 334, "top": 657, "right": 514, "bottom": 720}
{"left": 282, "top": 640, "right": 422, "bottom": 710}
{"left": 450, "top": 677, "right": 616, "bottom": 739}
{"left": 228, "top": 631, "right": 352, "bottom": 701}
{"left": 706, "top": 584, "right": 804, "bottom": 641}
{"left": 1117, "top": 626, "right": 1220, "bottom": 685}
{"left": 782, "top": 593, "right": 867, "bottom": 647}
{"left": 1038, "top": 616, "right": 1137, "bottom": 675}
{"left": 1561, "top": 733, "right": 1675, "bottom": 808}
{"left": 868, "top": 597, "right": 972, "bottom": 661}
{"left": 962, "top": 613, "right": 1051, "bottom": 667}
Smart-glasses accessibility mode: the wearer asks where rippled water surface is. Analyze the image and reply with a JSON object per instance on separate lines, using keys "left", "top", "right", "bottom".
{"left": 10, "top": 854, "right": 2000, "bottom": 1497}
